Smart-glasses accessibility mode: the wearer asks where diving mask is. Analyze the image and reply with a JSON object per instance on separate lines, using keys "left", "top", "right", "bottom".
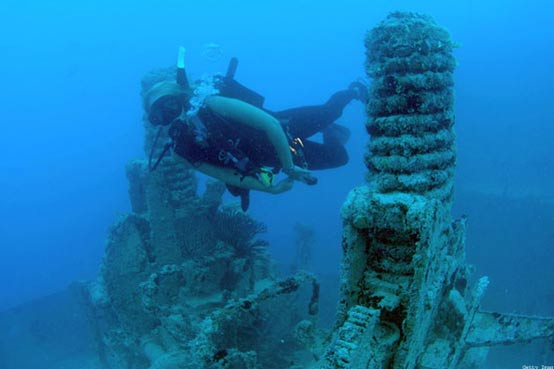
{"left": 148, "top": 94, "right": 189, "bottom": 126}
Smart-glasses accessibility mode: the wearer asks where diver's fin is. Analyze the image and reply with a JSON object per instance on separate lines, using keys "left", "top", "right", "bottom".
{"left": 323, "top": 123, "right": 351, "bottom": 145}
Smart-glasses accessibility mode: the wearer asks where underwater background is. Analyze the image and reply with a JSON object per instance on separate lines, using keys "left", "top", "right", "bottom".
{"left": 0, "top": 0, "right": 553, "bottom": 364}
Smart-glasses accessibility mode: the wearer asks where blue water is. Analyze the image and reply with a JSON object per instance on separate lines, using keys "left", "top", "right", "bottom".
{"left": 0, "top": 0, "right": 552, "bottom": 330}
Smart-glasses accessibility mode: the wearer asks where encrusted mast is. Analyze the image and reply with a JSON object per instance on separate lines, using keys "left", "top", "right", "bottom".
{"left": 323, "top": 12, "right": 554, "bottom": 369}
{"left": 365, "top": 13, "right": 456, "bottom": 203}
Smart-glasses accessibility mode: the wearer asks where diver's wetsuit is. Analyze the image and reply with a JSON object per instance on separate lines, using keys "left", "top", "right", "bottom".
{"left": 173, "top": 87, "right": 356, "bottom": 173}
{"left": 270, "top": 89, "right": 355, "bottom": 169}
{"left": 169, "top": 82, "right": 357, "bottom": 211}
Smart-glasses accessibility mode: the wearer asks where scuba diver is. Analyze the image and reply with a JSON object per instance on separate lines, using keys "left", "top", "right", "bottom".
{"left": 145, "top": 47, "right": 367, "bottom": 211}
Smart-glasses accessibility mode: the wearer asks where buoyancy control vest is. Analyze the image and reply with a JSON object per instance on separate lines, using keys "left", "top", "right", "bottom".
{"left": 158, "top": 61, "right": 307, "bottom": 182}
{"left": 168, "top": 74, "right": 279, "bottom": 180}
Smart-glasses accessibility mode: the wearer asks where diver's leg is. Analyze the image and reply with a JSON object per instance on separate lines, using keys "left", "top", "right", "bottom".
{"left": 301, "top": 139, "right": 349, "bottom": 170}
{"left": 273, "top": 89, "right": 357, "bottom": 138}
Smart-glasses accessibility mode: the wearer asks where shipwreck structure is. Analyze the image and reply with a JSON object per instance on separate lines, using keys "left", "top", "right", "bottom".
{"left": 0, "top": 11, "right": 553, "bottom": 369}
{"left": 321, "top": 12, "right": 554, "bottom": 368}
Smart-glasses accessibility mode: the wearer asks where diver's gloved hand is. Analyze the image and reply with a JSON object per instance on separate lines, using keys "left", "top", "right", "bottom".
{"left": 284, "top": 166, "right": 318, "bottom": 186}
